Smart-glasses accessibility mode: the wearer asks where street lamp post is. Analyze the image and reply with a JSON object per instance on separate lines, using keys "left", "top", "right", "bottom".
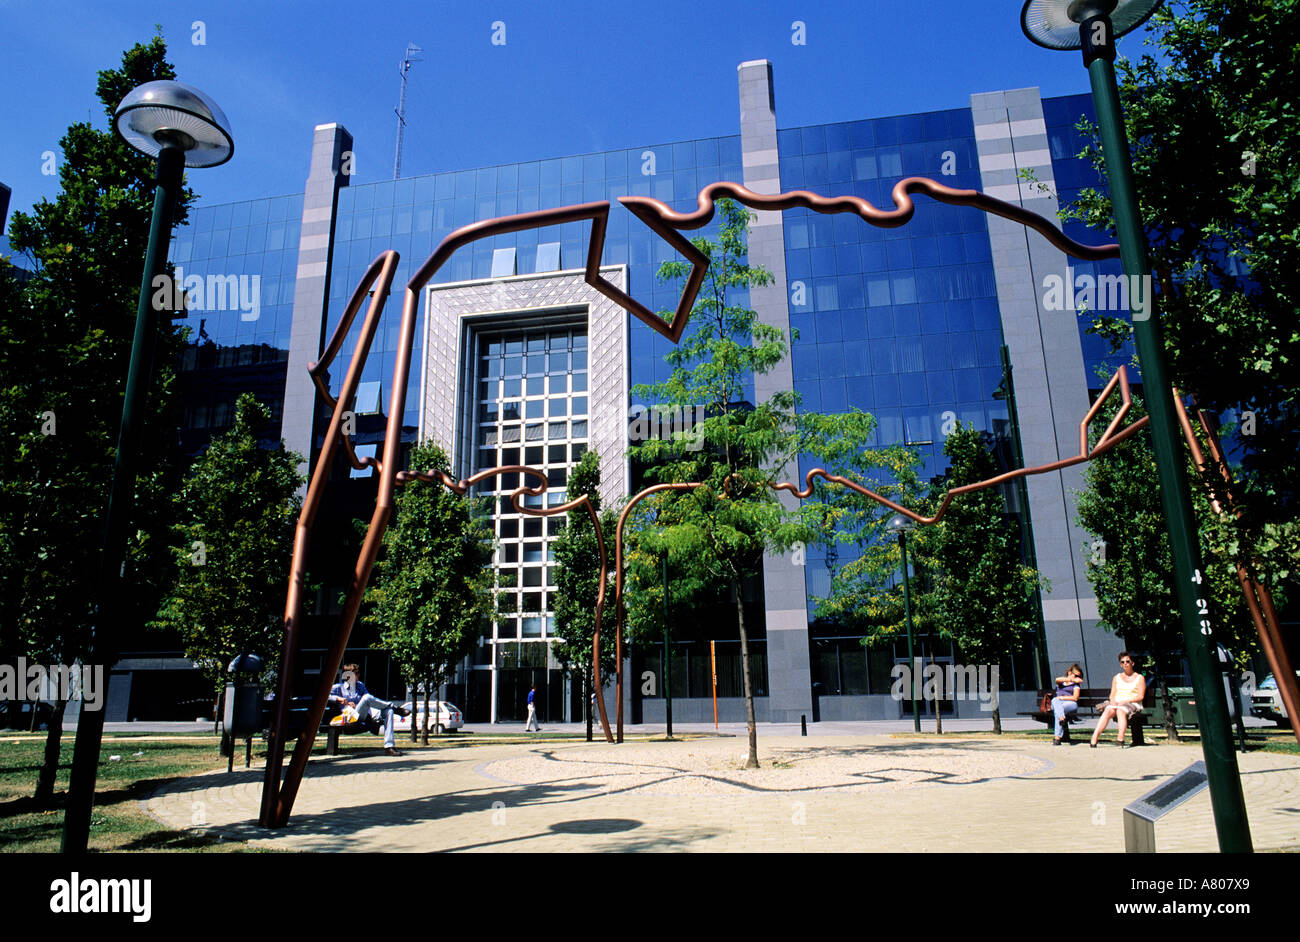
{"left": 1021, "top": 0, "right": 1252, "bottom": 852}
{"left": 887, "top": 514, "right": 921, "bottom": 733}
{"left": 62, "top": 81, "right": 232, "bottom": 854}
{"left": 662, "top": 553, "right": 673, "bottom": 739}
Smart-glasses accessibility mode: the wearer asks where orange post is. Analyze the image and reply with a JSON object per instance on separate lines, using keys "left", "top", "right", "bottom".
{"left": 710, "top": 640, "right": 718, "bottom": 730}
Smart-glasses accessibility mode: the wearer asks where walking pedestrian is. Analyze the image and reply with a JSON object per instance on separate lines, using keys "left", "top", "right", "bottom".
{"left": 525, "top": 684, "right": 541, "bottom": 732}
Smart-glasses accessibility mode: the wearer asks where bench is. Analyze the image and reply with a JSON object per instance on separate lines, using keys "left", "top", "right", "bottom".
{"left": 259, "top": 697, "right": 382, "bottom": 756}
{"left": 1020, "top": 685, "right": 1157, "bottom": 745}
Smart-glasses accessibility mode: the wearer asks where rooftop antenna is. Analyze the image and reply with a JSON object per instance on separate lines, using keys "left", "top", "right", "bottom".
{"left": 393, "top": 42, "right": 422, "bottom": 180}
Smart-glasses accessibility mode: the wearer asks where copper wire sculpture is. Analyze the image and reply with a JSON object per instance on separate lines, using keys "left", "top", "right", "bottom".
{"left": 258, "top": 176, "right": 1288, "bottom": 829}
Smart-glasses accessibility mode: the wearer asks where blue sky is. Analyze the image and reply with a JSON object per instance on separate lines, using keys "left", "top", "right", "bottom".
{"left": 0, "top": 0, "right": 1160, "bottom": 217}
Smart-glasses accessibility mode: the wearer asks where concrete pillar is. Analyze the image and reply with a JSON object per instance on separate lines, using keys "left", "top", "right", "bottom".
{"left": 281, "top": 124, "right": 352, "bottom": 483}
{"left": 738, "top": 60, "right": 812, "bottom": 722}
{"left": 970, "top": 88, "right": 1123, "bottom": 683}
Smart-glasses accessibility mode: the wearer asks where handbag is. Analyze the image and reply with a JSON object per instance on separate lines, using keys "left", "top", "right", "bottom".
{"left": 1038, "top": 692, "right": 1053, "bottom": 714}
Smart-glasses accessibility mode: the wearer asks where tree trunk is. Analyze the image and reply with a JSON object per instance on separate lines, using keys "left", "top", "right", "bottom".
{"left": 992, "top": 705, "right": 1002, "bottom": 734}
{"left": 1162, "top": 682, "right": 1180, "bottom": 743}
{"left": 733, "top": 577, "right": 759, "bottom": 769}
{"left": 34, "top": 697, "right": 68, "bottom": 805}
{"left": 422, "top": 675, "right": 432, "bottom": 744}
{"left": 584, "top": 665, "right": 593, "bottom": 743}
{"left": 410, "top": 678, "right": 419, "bottom": 743}
{"left": 932, "top": 651, "right": 943, "bottom": 735}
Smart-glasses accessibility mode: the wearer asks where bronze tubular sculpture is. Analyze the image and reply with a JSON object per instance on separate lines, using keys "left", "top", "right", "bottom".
{"left": 259, "top": 176, "right": 1288, "bottom": 829}
{"left": 1171, "top": 396, "right": 1300, "bottom": 745}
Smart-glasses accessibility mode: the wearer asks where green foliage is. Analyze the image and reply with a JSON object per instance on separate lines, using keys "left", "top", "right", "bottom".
{"left": 1058, "top": 0, "right": 1300, "bottom": 587}
{"left": 363, "top": 442, "right": 494, "bottom": 697}
{"left": 925, "top": 425, "right": 1042, "bottom": 678}
{"left": 154, "top": 395, "right": 303, "bottom": 693}
{"left": 1075, "top": 381, "right": 1263, "bottom": 668}
{"left": 0, "top": 31, "right": 190, "bottom": 668}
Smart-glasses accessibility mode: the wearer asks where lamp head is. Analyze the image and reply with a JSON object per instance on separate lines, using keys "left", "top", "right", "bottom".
{"left": 114, "top": 80, "right": 233, "bottom": 168}
{"left": 1021, "top": 0, "right": 1163, "bottom": 50}
{"left": 886, "top": 514, "right": 915, "bottom": 534}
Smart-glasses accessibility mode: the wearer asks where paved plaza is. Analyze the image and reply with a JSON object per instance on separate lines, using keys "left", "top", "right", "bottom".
{"left": 141, "top": 722, "right": 1300, "bottom": 853}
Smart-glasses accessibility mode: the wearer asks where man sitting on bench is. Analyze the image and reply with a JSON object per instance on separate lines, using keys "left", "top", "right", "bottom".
{"left": 330, "top": 663, "right": 410, "bottom": 757}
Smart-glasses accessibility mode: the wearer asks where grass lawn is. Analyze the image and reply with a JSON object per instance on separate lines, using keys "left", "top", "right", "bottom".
{"left": 0, "top": 730, "right": 435, "bottom": 853}
{"left": 0, "top": 733, "right": 278, "bottom": 852}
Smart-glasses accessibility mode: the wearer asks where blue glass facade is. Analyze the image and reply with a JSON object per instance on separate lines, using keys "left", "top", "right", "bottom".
{"left": 170, "top": 193, "right": 301, "bottom": 450}
{"left": 779, "top": 108, "right": 1005, "bottom": 484}
{"left": 320, "top": 137, "right": 744, "bottom": 440}
{"left": 166, "top": 70, "right": 1131, "bottom": 722}
{"left": 171, "top": 103, "right": 1123, "bottom": 455}
{"left": 775, "top": 107, "right": 1012, "bottom": 625}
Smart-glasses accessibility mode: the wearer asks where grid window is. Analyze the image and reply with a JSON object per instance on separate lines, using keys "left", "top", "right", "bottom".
{"left": 474, "top": 325, "right": 589, "bottom": 647}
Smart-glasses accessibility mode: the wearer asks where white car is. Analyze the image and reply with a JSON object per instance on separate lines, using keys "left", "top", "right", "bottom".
{"left": 392, "top": 700, "right": 464, "bottom": 733}
{"left": 1250, "top": 672, "right": 1299, "bottom": 727}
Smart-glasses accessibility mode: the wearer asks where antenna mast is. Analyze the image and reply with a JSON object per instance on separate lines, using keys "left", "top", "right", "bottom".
{"left": 393, "top": 41, "right": 423, "bottom": 180}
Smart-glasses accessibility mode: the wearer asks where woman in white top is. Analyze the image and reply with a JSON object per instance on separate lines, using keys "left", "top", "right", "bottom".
{"left": 1090, "top": 651, "right": 1146, "bottom": 748}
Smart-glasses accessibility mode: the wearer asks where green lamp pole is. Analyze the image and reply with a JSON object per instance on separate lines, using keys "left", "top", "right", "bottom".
{"left": 1021, "top": 0, "right": 1251, "bottom": 852}
{"left": 62, "top": 81, "right": 233, "bottom": 854}
{"left": 888, "top": 514, "right": 921, "bottom": 733}
{"left": 663, "top": 553, "right": 673, "bottom": 739}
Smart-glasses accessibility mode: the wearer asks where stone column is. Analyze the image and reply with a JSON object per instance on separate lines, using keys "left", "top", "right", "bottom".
{"left": 281, "top": 123, "right": 352, "bottom": 483}
{"left": 738, "top": 60, "right": 812, "bottom": 722}
{"left": 970, "top": 88, "right": 1121, "bottom": 682}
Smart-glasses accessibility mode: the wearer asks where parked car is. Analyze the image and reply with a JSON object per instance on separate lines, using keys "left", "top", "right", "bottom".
{"left": 1250, "top": 671, "right": 1300, "bottom": 727}
{"left": 392, "top": 700, "right": 464, "bottom": 733}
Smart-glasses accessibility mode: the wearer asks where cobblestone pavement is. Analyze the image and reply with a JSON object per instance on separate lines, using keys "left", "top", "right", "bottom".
{"left": 141, "top": 735, "right": 1300, "bottom": 853}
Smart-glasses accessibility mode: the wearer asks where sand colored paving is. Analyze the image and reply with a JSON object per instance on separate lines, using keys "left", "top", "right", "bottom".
{"left": 141, "top": 735, "right": 1300, "bottom": 853}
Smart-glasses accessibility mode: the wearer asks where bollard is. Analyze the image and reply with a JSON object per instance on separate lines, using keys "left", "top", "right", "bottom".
{"left": 801, "top": 714, "right": 807, "bottom": 736}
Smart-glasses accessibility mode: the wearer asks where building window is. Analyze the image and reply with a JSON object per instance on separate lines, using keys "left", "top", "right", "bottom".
{"left": 473, "top": 324, "right": 588, "bottom": 650}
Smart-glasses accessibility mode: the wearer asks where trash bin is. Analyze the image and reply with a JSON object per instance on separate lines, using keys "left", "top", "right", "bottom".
{"left": 1158, "top": 687, "right": 1198, "bottom": 727}
{"left": 222, "top": 654, "right": 264, "bottom": 764}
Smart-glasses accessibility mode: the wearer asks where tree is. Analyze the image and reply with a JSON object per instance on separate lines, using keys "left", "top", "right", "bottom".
{"left": 626, "top": 199, "right": 873, "bottom": 767}
{"left": 924, "top": 424, "right": 1043, "bottom": 733}
{"left": 362, "top": 442, "right": 494, "bottom": 743}
{"left": 1075, "top": 378, "right": 1262, "bottom": 738}
{"left": 154, "top": 394, "right": 303, "bottom": 704}
{"left": 0, "top": 33, "right": 191, "bottom": 803}
{"left": 550, "top": 449, "right": 617, "bottom": 741}
{"left": 1060, "top": 0, "right": 1300, "bottom": 590}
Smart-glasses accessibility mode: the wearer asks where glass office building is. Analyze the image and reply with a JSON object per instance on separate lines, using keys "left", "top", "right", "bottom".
{"left": 146, "top": 60, "right": 1134, "bottom": 724}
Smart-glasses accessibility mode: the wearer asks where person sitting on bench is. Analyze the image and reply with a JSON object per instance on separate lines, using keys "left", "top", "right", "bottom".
{"left": 330, "top": 663, "right": 410, "bottom": 756}
{"left": 1051, "top": 664, "right": 1084, "bottom": 745}
{"left": 1090, "top": 652, "right": 1146, "bottom": 748}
